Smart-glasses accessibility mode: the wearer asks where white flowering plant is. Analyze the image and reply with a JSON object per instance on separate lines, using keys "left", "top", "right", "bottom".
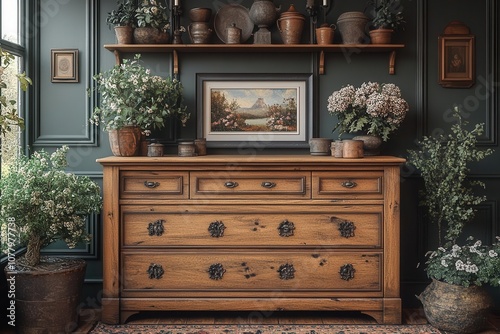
{"left": 327, "top": 81, "right": 409, "bottom": 141}
{"left": 89, "top": 54, "right": 189, "bottom": 133}
{"left": 135, "top": 0, "right": 170, "bottom": 32}
{"left": 0, "top": 146, "right": 102, "bottom": 267}
{"left": 425, "top": 236, "right": 500, "bottom": 287}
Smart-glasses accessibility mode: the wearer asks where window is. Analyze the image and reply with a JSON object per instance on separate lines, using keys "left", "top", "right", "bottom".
{"left": 1, "top": 0, "right": 26, "bottom": 176}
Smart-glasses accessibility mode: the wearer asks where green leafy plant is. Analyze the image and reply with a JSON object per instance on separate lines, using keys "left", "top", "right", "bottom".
{"left": 0, "top": 48, "right": 32, "bottom": 136}
{"left": 106, "top": 0, "right": 137, "bottom": 28}
{"left": 89, "top": 54, "right": 189, "bottom": 133}
{"left": 327, "top": 81, "right": 409, "bottom": 141}
{"left": 135, "top": 0, "right": 170, "bottom": 32}
{"left": 367, "top": 0, "right": 405, "bottom": 30}
{"left": 0, "top": 146, "right": 102, "bottom": 267}
{"left": 407, "top": 107, "right": 498, "bottom": 287}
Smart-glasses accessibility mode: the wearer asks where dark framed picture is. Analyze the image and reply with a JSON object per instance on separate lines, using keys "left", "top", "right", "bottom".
{"left": 51, "top": 49, "right": 79, "bottom": 83}
{"left": 196, "top": 73, "right": 314, "bottom": 148}
{"left": 438, "top": 35, "right": 474, "bottom": 88}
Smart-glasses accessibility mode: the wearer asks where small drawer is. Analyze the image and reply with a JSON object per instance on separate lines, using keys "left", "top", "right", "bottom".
{"left": 120, "top": 171, "right": 189, "bottom": 199}
{"left": 313, "top": 171, "right": 383, "bottom": 199}
{"left": 121, "top": 205, "right": 382, "bottom": 248}
{"left": 191, "top": 171, "right": 310, "bottom": 199}
{"left": 122, "top": 251, "right": 382, "bottom": 294}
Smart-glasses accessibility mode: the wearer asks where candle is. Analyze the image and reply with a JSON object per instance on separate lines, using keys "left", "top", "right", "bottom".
{"left": 322, "top": 0, "right": 328, "bottom": 6}
{"left": 174, "top": 0, "right": 179, "bottom": 6}
{"left": 306, "top": 0, "right": 314, "bottom": 8}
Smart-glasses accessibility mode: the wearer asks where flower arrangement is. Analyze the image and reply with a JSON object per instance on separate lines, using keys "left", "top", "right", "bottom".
{"left": 89, "top": 54, "right": 189, "bottom": 133}
{"left": 367, "top": 0, "right": 405, "bottom": 30}
{"left": 106, "top": 0, "right": 136, "bottom": 28}
{"left": 0, "top": 146, "right": 102, "bottom": 267}
{"left": 407, "top": 107, "right": 497, "bottom": 287}
{"left": 0, "top": 48, "right": 32, "bottom": 136}
{"left": 135, "top": 0, "right": 170, "bottom": 32}
{"left": 425, "top": 236, "right": 500, "bottom": 287}
{"left": 327, "top": 81, "right": 408, "bottom": 141}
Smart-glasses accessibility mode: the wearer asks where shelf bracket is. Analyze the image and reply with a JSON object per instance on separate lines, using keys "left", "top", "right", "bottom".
{"left": 389, "top": 50, "right": 396, "bottom": 75}
{"left": 319, "top": 50, "right": 325, "bottom": 75}
{"left": 113, "top": 50, "right": 122, "bottom": 65}
{"left": 173, "top": 49, "right": 179, "bottom": 77}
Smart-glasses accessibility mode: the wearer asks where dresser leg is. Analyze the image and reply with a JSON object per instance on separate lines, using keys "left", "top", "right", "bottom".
{"left": 121, "top": 311, "right": 140, "bottom": 324}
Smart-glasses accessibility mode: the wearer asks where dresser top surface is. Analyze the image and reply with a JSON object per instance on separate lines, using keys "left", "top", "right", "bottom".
{"left": 97, "top": 155, "right": 406, "bottom": 166}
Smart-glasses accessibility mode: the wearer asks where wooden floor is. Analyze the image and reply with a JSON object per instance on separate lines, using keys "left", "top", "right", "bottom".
{"left": 2, "top": 308, "right": 499, "bottom": 333}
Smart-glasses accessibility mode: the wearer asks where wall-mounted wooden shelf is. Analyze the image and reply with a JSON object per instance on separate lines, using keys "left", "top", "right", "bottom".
{"left": 104, "top": 44, "right": 405, "bottom": 75}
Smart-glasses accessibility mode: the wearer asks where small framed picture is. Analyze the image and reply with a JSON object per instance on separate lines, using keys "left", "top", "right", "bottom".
{"left": 51, "top": 49, "right": 79, "bottom": 83}
{"left": 438, "top": 24, "right": 474, "bottom": 88}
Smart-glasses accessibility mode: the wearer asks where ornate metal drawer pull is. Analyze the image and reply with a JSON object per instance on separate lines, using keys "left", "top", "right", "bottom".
{"left": 144, "top": 181, "right": 160, "bottom": 188}
{"left": 208, "top": 221, "right": 226, "bottom": 238}
{"left": 338, "top": 220, "right": 356, "bottom": 238}
{"left": 147, "top": 263, "right": 164, "bottom": 279}
{"left": 261, "top": 181, "right": 276, "bottom": 189}
{"left": 341, "top": 180, "right": 357, "bottom": 189}
{"left": 224, "top": 181, "right": 239, "bottom": 188}
{"left": 147, "top": 219, "right": 165, "bottom": 236}
{"left": 339, "top": 264, "right": 356, "bottom": 281}
{"left": 278, "top": 263, "right": 295, "bottom": 280}
{"left": 208, "top": 263, "right": 226, "bottom": 280}
{"left": 278, "top": 220, "right": 295, "bottom": 237}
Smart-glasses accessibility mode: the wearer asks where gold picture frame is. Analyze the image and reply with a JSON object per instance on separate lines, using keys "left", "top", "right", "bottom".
{"left": 51, "top": 49, "right": 79, "bottom": 83}
{"left": 438, "top": 22, "right": 475, "bottom": 88}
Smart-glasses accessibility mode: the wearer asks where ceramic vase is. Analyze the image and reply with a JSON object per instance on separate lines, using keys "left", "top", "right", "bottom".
{"left": 134, "top": 27, "right": 169, "bottom": 44}
{"left": 108, "top": 126, "right": 142, "bottom": 156}
{"left": 337, "top": 11, "right": 369, "bottom": 44}
{"left": 352, "top": 134, "right": 382, "bottom": 156}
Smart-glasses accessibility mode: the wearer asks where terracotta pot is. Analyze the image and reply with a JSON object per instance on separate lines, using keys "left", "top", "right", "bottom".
{"left": 369, "top": 28, "right": 394, "bottom": 44}
{"left": 336, "top": 11, "right": 369, "bottom": 44}
{"left": 316, "top": 24, "right": 336, "bottom": 45}
{"left": 352, "top": 134, "right": 383, "bottom": 156}
{"left": 134, "top": 27, "right": 170, "bottom": 44}
{"left": 277, "top": 4, "right": 305, "bottom": 44}
{"left": 114, "top": 25, "right": 134, "bottom": 44}
{"left": 4, "top": 258, "right": 86, "bottom": 334}
{"left": 108, "top": 126, "right": 142, "bottom": 156}
{"left": 418, "top": 279, "right": 493, "bottom": 334}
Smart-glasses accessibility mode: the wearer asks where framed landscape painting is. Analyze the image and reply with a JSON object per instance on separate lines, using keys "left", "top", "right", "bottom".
{"left": 197, "top": 73, "right": 313, "bottom": 148}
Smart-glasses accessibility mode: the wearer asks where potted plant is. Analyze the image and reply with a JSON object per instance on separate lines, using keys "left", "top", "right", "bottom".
{"left": 407, "top": 108, "right": 498, "bottom": 334}
{"left": 106, "top": 0, "right": 137, "bottom": 44}
{"left": 327, "top": 81, "right": 409, "bottom": 155}
{"left": 366, "top": 0, "right": 405, "bottom": 44}
{"left": 0, "top": 47, "right": 32, "bottom": 135}
{"left": 89, "top": 54, "right": 189, "bottom": 156}
{"left": 0, "top": 145, "right": 102, "bottom": 332}
{"left": 134, "top": 0, "right": 171, "bottom": 44}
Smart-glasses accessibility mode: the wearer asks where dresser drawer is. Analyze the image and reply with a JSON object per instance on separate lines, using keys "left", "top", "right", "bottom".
{"left": 121, "top": 205, "right": 382, "bottom": 248}
{"left": 122, "top": 251, "right": 382, "bottom": 293}
{"left": 120, "top": 171, "right": 189, "bottom": 199}
{"left": 190, "top": 171, "right": 310, "bottom": 199}
{"left": 313, "top": 171, "right": 383, "bottom": 199}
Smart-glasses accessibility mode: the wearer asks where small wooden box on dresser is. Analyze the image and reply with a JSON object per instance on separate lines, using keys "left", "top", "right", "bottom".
{"left": 97, "top": 155, "right": 405, "bottom": 324}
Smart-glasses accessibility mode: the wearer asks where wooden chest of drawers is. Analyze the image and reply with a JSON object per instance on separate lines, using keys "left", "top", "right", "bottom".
{"left": 97, "top": 155, "right": 405, "bottom": 324}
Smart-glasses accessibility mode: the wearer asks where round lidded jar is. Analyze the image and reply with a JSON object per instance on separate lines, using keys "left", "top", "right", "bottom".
{"left": 178, "top": 141, "right": 197, "bottom": 157}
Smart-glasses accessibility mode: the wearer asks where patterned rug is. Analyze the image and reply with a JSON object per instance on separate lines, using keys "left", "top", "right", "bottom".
{"left": 90, "top": 323, "right": 442, "bottom": 334}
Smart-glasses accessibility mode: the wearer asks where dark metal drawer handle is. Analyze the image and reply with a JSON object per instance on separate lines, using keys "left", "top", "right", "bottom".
{"left": 224, "top": 181, "right": 239, "bottom": 188}
{"left": 144, "top": 181, "right": 160, "bottom": 188}
{"left": 338, "top": 220, "right": 356, "bottom": 238}
{"left": 261, "top": 181, "right": 276, "bottom": 189}
{"left": 208, "top": 263, "right": 226, "bottom": 280}
{"left": 339, "top": 264, "right": 356, "bottom": 281}
{"left": 278, "top": 263, "right": 295, "bottom": 280}
{"left": 147, "top": 263, "right": 164, "bottom": 279}
{"left": 208, "top": 221, "right": 226, "bottom": 238}
{"left": 147, "top": 219, "right": 165, "bottom": 237}
{"left": 278, "top": 220, "right": 295, "bottom": 237}
{"left": 341, "top": 180, "right": 357, "bottom": 189}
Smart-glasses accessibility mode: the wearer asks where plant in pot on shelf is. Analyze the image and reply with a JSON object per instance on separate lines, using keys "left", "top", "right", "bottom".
{"left": 0, "top": 145, "right": 102, "bottom": 333}
{"left": 407, "top": 108, "right": 499, "bottom": 334}
{"left": 367, "top": 0, "right": 405, "bottom": 44}
{"left": 327, "top": 81, "right": 409, "bottom": 155}
{"left": 89, "top": 54, "right": 189, "bottom": 156}
{"left": 106, "top": 0, "right": 137, "bottom": 44}
{"left": 134, "top": 0, "right": 171, "bottom": 44}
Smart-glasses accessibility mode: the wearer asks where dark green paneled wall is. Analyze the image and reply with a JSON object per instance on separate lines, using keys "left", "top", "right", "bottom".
{"left": 28, "top": 0, "right": 500, "bottom": 311}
